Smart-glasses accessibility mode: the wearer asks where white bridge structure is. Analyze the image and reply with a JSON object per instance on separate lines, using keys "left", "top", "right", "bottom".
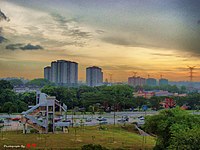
{"left": 21, "top": 92, "right": 68, "bottom": 133}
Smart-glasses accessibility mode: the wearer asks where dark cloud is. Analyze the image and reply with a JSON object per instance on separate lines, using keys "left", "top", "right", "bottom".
{"left": 68, "top": 29, "right": 91, "bottom": 39}
{"left": 6, "top": 43, "right": 43, "bottom": 50}
{"left": 5, "top": 43, "right": 23, "bottom": 50}
{"left": 102, "top": 33, "right": 200, "bottom": 58}
{"left": 151, "top": 53, "right": 174, "bottom": 57}
{"left": 0, "top": 9, "right": 10, "bottom": 22}
{"left": 0, "top": 36, "right": 7, "bottom": 43}
{"left": 51, "top": 13, "right": 78, "bottom": 26}
{"left": 198, "top": 20, "right": 200, "bottom": 25}
{"left": 21, "top": 44, "right": 43, "bottom": 50}
{"left": 96, "top": 30, "right": 105, "bottom": 34}
{"left": 51, "top": 13, "right": 92, "bottom": 47}
{"left": 0, "top": 20, "right": 8, "bottom": 44}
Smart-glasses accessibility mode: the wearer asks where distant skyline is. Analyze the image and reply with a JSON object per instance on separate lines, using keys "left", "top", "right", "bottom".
{"left": 1, "top": 0, "right": 200, "bottom": 81}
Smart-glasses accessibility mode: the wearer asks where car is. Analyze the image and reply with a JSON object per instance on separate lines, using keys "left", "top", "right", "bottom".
{"left": 86, "top": 117, "right": 92, "bottom": 122}
{"left": 63, "top": 120, "right": 71, "bottom": 122}
{"left": 122, "top": 116, "right": 129, "bottom": 121}
{"left": 118, "top": 116, "right": 129, "bottom": 123}
{"left": 117, "top": 118, "right": 126, "bottom": 123}
{"left": 97, "top": 116, "right": 107, "bottom": 121}
{"left": 0, "top": 119, "right": 4, "bottom": 123}
{"left": 11, "top": 117, "right": 20, "bottom": 121}
{"left": 99, "top": 121, "right": 108, "bottom": 125}
{"left": 138, "top": 116, "right": 144, "bottom": 120}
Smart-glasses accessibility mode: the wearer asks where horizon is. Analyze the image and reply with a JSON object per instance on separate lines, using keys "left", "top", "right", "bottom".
{"left": 1, "top": 0, "right": 200, "bottom": 81}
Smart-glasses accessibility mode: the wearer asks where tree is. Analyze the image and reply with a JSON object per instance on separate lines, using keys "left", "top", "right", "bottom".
{"left": 42, "top": 86, "right": 78, "bottom": 108}
{"left": 2, "top": 102, "right": 17, "bottom": 114}
{"left": 133, "top": 97, "right": 147, "bottom": 110}
{"left": 148, "top": 96, "right": 163, "bottom": 110}
{"left": 0, "top": 89, "right": 16, "bottom": 106}
{"left": 144, "top": 108, "right": 200, "bottom": 149}
{"left": 9, "top": 79, "right": 24, "bottom": 86}
{"left": 15, "top": 100, "right": 28, "bottom": 113}
{"left": 18, "top": 92, "right": 36, "bottom": 105}
{"left": 168, "top": 126, "right": 200, "bottom": 150}
{"left": 0, "top": 80, "right": 13, "bottom": 90}
{"left": 26, "top": 78, "right": 53, "bottom": 87}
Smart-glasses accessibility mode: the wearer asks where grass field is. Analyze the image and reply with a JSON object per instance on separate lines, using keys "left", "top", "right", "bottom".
{"left": 0, "top": 124, "right": 155, "bottom": 150}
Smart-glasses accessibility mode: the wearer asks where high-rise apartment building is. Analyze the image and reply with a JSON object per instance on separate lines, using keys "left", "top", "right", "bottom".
{"left": 51, "top": 61, "right": 57, "bottom": 83}
{"left": 146, "top": 78, "right": 157, "bottom": 86}
{"left": 128, "top": 76, "right": 146, "bottom": 87}
{"left": 44, "top": 60, "right": 78, "bottom": 86}
{"left": 86, "top": 66, "right": 103, "bottom": 87}
{"left": 159, "top": 78, "right": 168, "bottom": 86}
{"left": 44, "top": 66, "right": 51, "bottom": 81}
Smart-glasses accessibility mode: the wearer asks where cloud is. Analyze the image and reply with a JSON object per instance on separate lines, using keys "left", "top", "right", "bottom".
{"left": 0, "top": 16, "right": 8, "bottom": 44}
{"left": 0, "top": 9, "right": 10, "bottom": 22}
{"left": 102, "top": 33, "right": 200, "bottom": 58}
{"left": 20, "top": 44, "right": 43, "bottom": 50}
{"left": 51, "top": 13, "right": 78, "bottom": 26}
{"left": 0, "top": 36, "right": 7, "bottom": 43}
{"left": 96, "top": 30, "right": 105, "bottom": 34}
{"left": 5, "top": 43, "right": 23, "bottom": 50}
{"left": 68, "top": 29, "right": 91, "bottom": 39}
{"left": 198, "top": 20, "right": 200, "bottom": 25}
{"left": 50, "top": 13, "right": 92, "bottom": 46}
{"left": 102, "top": 36, "right": 154, "bottom": 48}
{"left": 151, "top": 53, "right": 174, "bottom": 57}
{"left": 102, "top": 65, "right": 145, "bottom": 71}
{"left": 6, "top": 43, "right": 43, "bottom": 50}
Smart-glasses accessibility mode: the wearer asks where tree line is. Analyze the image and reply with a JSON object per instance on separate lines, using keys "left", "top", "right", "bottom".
{"left": 0, "top": 79, "right": 200, "bottom": 113}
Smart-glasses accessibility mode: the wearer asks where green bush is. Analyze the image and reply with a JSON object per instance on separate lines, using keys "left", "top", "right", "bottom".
{"left": 81, "top": 144, "right": 108, "bottom": 150}
{"left": 144, "top": 108, "right": 200, "bottom": 149}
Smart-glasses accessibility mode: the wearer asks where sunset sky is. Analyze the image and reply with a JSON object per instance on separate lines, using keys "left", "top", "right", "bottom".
{"left": 0, "top": 0, "right": 200, "bottom": 82}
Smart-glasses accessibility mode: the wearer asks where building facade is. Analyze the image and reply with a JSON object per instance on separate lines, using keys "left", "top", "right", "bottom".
{"left": 86, "top": 66, "right": 103, "bottom": 87}
{"left": 44, "top": 60, "right": 78, "bottom": 86}
{"left": 146, "top": 78, "right": 157, "bottom": 86}
{"left": 159, "top": 78, "right": 168, "bottom": 86}
{"left": 44, "top": 66, "right": 51, "bottom": 81}
{"left": 128, "top": 76, "right": 146, "bottom": 87}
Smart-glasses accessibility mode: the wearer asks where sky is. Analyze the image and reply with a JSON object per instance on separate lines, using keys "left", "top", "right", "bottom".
{"left": 0, "top": 0, "right": 200, "bottom": 82}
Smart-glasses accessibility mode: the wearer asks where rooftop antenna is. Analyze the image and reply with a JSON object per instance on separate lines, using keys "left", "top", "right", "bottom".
{"left": 148, "top": 74, "right": 150, "bottom": 79}
{"left": 160, "top": 74, "right": 163, "bottom": 79}
{"left": 133, "top": 72, "right": 137, "bottom": 77}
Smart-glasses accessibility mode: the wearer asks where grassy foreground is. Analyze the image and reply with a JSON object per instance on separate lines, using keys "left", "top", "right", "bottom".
{"left": 0, "top": 124, "right": 155, "bottom": 150}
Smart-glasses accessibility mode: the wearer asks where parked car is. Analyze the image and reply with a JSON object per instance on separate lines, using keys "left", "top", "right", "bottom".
{"left": 118, "top": 116, "right": 129, "bottom": 123}
{"left": 138, "top": 116, "right": 144, "bottom": 120}
{"left": 97, "top": 116, "right": 107, "bottom": 121}
{"left": 86, "top": 117, "right": 92, "bottom": 122}
{"left": 63, "top": 120, "right": 71, "bottom": 122}
{"left": 0, "top": 119, "right": 4, "bottom": 123}
{"left": 99, "top": 121, "right": 108, "bottom": 125}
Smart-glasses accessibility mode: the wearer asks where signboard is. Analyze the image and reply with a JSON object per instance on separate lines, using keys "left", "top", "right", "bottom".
{"left": 142, "top": 105, "right": 148, "bottom": 111}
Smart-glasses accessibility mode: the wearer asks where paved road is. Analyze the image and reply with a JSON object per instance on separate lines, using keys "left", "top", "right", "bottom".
{"left": 0, "top": 111, "right": 158, "bottom": 130}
